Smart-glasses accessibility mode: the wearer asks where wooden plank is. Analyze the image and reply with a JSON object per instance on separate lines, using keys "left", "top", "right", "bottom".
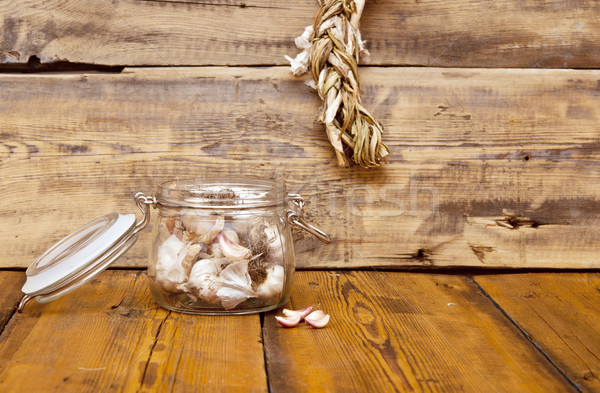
{"left": 2, "top": 67, "right": 600, "bottom": 269}
{"left": 0, "top": 270, "right": 266, "bottom": 392}
{"left": 0, "top": 272, "right": 25, "bottom": 331}
{"left": 139, "top": 305, "right": 267, "bottom": 392}
{"left": 263, "top": 271, "right": 575, "bottom": 392}
{"left": 1, "top": 0, "right": 599, "bottom": 68}
{"left": 475, "top": 273, "right": 600, "bottom": 392}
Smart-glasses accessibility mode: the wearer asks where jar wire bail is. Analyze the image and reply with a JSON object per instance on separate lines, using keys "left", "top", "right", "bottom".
{"left": 133, "top": 192, "right": 156, "bottom": 235}
{"left": 286, "top": 194, "right": 331, "bottom": 244}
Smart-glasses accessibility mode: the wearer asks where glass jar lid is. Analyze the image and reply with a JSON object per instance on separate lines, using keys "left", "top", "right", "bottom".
{"left": 18, "top": 193, "right": 155, "bottom": 312}
{"left": 22, "top": 213, "right": 137, "bottom": 298}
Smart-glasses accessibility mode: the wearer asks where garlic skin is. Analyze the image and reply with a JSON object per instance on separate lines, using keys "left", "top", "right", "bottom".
{"left": 156, "top": 234, "right": 189, "bottom": 292}
{"left": 200, "top": 216, "right": 225, "bottom": 244}
{"left": 255, "top": 265, "right": 284, "bottom": 299}
{"left": 275, "top": 314, "right": 302, "bottom": 328}
{"left": 282, "top": 306, "right": 313, "bottom": 321}
{"left": 218, "top": 232, "right": 252, "bottom": 261}
{"left": 181, "top": 243, "right": 203, "bottom": 275}
{"left": 207, "top": 241, "right": 224, "bottom": 258}
{"left": 215, "top": 260, "right": 255, "bottom": 309}
{"left": 265, "top": 224, "right": 284, "bottom": 263}
{"left": 304, "top": 310, "right": 330, "bottom": 328}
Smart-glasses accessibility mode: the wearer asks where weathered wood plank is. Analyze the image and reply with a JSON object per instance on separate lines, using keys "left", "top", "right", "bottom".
{"left": 140, "top": 307, "right": 267, "bottom": 392}
{"left": 475, "top": 273, "right": 600, "bottom": 392}
{"left": 2, "top": 67, "right": 600, "bottom": 269}
{"left": 1, "top": 0, "right": 599, "bottom": 68}
{"left": 0, "top": 270, "right": 266, "bottom": 392}
{"left": 0, "top": 272, "right": 25, "bottom": 332}
{"left": 264, "top": 271, "right": 575, "bottom": 392}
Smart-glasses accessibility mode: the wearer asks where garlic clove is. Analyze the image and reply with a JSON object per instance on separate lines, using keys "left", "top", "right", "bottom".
{"left": 304, "top": 310, "right": 330, "bottom": 328}
{"left": 181, "top": 243, "right": 203, "bottom": 275}
{"left": 218, "top": 232, "right": 252, "bottom": 261}
{"left": 207, "top": 241, "right": 224, "bottom": 258}
{"left": 275, "top": 314, "right": 302, "bottom": 328}
{"left": 199, "top": 216, "right": 225, "bottom": 244}
{"left": 282, "top": 306, "right": 313, "bottom": 321}
{"left": 222, "top": 229, "right": 240, "bottom": 244}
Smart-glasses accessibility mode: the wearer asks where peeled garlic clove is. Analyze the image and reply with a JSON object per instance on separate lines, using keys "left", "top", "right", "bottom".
{"left": 275, "top": 314, "right": 302, "bottom": 328}
{"left": 218, "top": 232, "right": 251, "bottom": 261}
{"left": 282, "top": 306, "right": 313, "bottom": 321}
{"left": 304, "top": 310, "right": 330, "bottom": 328}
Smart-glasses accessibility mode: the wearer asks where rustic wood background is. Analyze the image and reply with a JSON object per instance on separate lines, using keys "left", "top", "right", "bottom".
{"left": 1, "top": 0, "right": 600, "bottom": 269}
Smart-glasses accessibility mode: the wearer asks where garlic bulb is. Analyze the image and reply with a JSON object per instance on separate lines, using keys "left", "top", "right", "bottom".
{"left": 255, "top": 265, "right": 284, "bottom": 299}
{"left": 188, "top": 259, "right": 220, "bottom": 304}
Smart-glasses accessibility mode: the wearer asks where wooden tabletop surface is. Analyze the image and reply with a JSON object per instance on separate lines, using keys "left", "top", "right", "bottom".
{"left": 1, "top": 269, "right": 598, "bottom": 392}
{"left": 2, "top": 2, "right": 600, "bottom": 391}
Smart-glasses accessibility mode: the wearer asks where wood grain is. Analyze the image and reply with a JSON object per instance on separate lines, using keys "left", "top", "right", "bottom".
{"left": 0, "top": 272, "right": 25, "bottom": 332}
{"left": 475, "top": 273, "right": 600, "bottom": 392}
{"left": 0, "top": 270, "right": 266, "bottom": 392}
{"left": 263, "top": 270, "right": 575, "bottom": 392}
{"left": 140, "top": 308, "right": 267, "bottom": 392}
{"left": 1, "top": 0, "right": 599, "bottom": 68}
{"left": 2, "top": 67, "right": 600, "bottom": 269}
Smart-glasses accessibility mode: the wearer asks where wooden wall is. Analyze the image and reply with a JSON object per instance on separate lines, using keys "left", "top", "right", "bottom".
{"left": 1, "top": 0, "right": 599, "bottom": 269}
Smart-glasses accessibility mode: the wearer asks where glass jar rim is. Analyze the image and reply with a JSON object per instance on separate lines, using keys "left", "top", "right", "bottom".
{"left": 156, "top": 177, "right": 287, "bottom": 209}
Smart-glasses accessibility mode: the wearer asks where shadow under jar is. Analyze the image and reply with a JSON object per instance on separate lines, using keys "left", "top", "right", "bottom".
{"left": 148, "top": 178, "right": 327, "bottom": 315}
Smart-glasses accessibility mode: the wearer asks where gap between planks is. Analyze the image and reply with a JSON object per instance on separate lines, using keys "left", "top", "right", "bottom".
{"left": 471, "top": 278, "right": 582, "bottom": 392}
{"left": 0, "top": 270, "right": 593, "bottom": 392}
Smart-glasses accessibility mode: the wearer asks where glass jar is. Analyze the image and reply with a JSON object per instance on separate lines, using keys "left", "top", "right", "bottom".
{"left": 17, "top": 177, "right": 329, "bottom": 315}
{"left": 146, "top": 178, "right": 328, "bottom": 315}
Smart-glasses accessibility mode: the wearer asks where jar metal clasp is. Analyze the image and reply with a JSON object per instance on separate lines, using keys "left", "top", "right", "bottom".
{"left": 133, "top": 192, "right": 156, "bottom": 234}
{"left": 286, "top": 194, "right": 331, "bottom": 244}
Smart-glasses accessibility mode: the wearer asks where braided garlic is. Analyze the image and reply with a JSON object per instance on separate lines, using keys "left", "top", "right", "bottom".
{"left": 286, "top": 0, "right": 389, "bottom": 167}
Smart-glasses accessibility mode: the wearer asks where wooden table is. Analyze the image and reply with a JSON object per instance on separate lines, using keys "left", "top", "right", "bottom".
{"left": 1, "top": 269, "right": 598, "bottom": 392}
{"left": 2, "top": 1, "right": 600, "bottom": 391}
